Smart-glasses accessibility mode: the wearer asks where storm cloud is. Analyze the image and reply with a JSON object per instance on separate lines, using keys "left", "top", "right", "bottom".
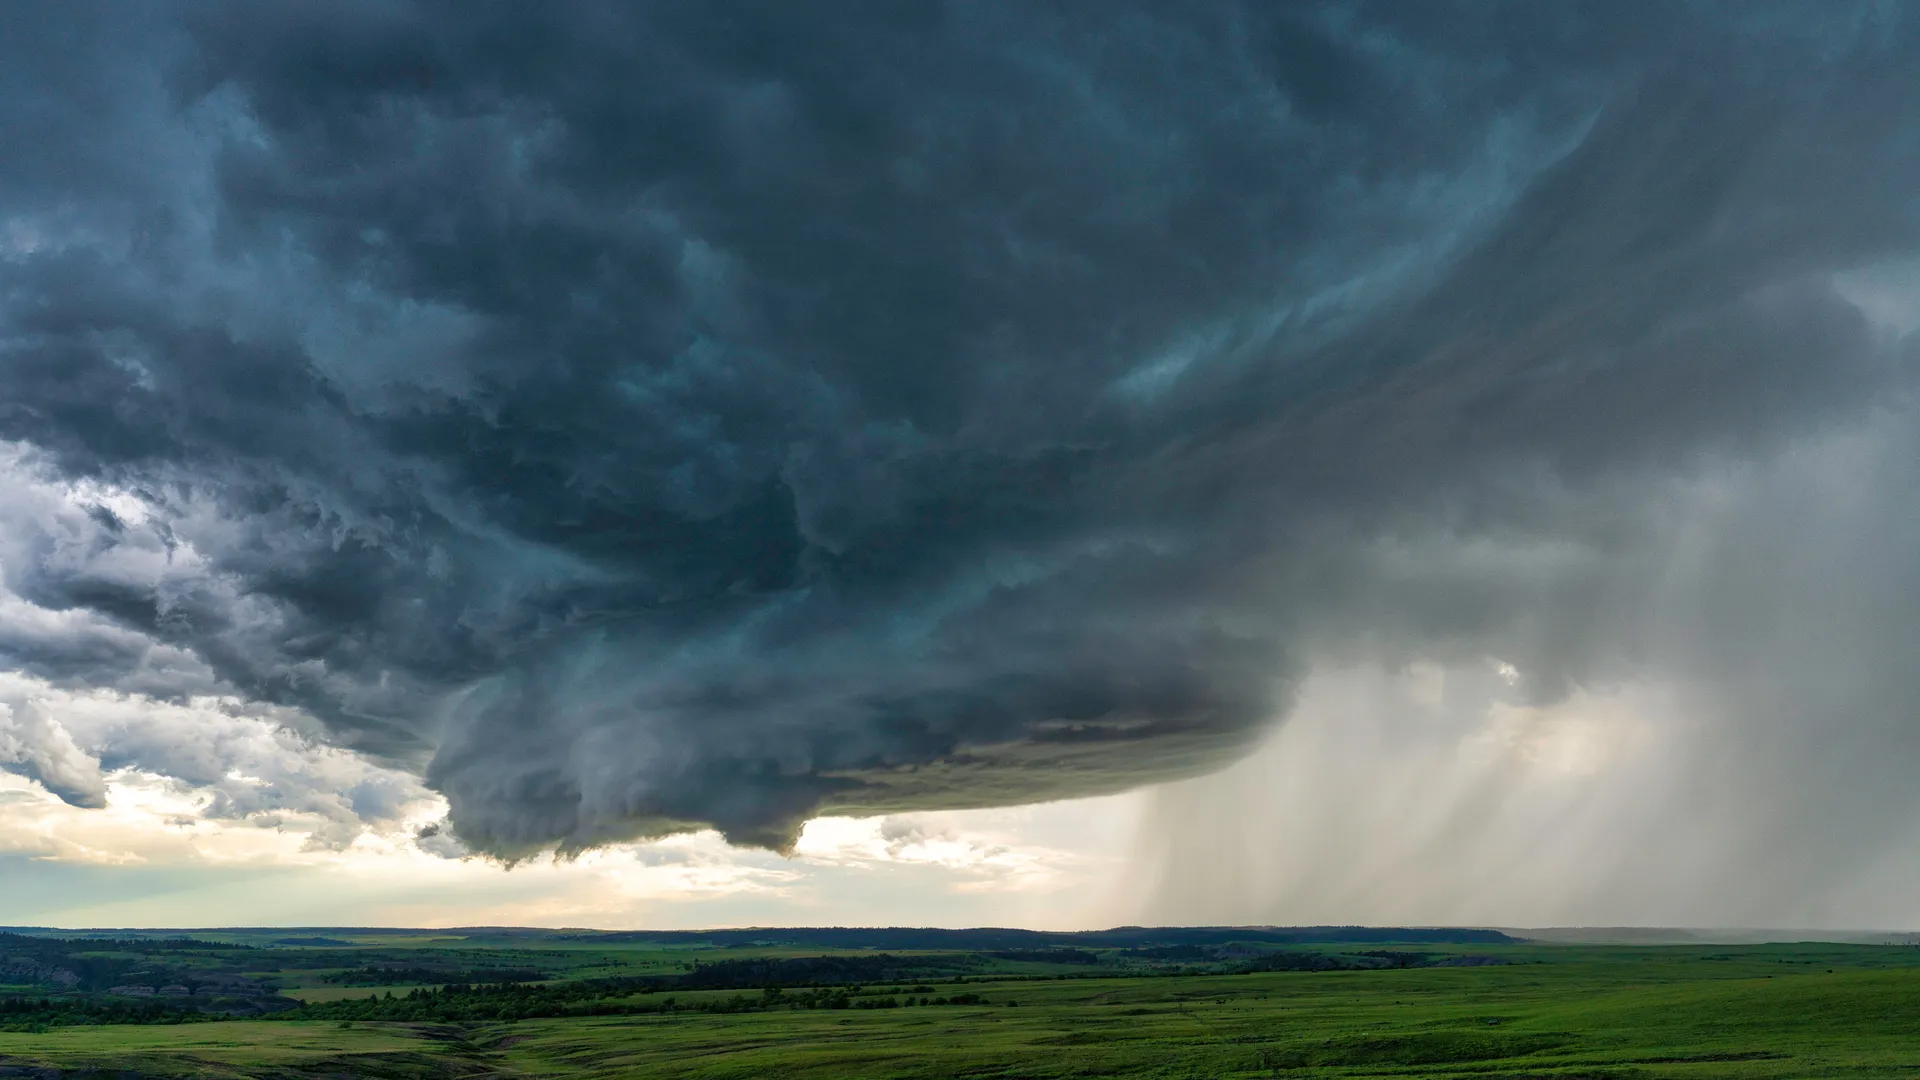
{"left": 1, "top": 1, "right": 1917, "bottom": 861}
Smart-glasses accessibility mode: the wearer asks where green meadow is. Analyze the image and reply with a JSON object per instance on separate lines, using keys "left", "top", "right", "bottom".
{"left": 1, "top": 937, "right": 1918, "bottom": 1078}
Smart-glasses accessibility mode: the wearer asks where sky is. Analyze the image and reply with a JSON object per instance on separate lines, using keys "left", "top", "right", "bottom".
{"left": 2, "top": 1, "right": 1920, "bottom": 931}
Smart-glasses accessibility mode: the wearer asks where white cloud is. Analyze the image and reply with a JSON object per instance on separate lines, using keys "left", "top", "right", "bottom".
{"left": 794, "top": 801, "right": 1137, "bottom": 900}
{"left": 0, "top": 699, "right": 107, "bottom": 809}
{"left": 0, "top": 662, "right": 1144, "bottom": 928}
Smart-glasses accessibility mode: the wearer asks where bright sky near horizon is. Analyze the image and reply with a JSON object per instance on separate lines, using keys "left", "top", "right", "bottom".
{"left": 0, "top": 673, "right": 1145, "bottom": 929}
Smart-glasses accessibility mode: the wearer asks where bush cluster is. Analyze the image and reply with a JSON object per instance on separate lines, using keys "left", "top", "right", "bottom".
{"left": 0, "top": 995, "right": 208, "bottom": 1032}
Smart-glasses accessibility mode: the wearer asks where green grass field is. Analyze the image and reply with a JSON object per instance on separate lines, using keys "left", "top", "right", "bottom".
{"left": 1, "top": 942, "right": 1918, "bottom": 1078}
{"left": 0, "top": 1021, "right": 452, "bottom": 1078}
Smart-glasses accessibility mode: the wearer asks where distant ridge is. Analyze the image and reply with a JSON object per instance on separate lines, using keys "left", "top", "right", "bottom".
{"left": 0, "top": 924, "right": 1518, "bottom": 947}
{"left": 555, "top": 926, "right": 1519, "bottom": 949}
{"left": 1511, "top": 927, "right": 1917, "bottom": 946}
{"left": 15, "top": 925, "right": 1908, "bottom": 947}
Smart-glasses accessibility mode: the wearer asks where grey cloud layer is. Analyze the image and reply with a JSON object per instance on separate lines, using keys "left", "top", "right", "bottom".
{"left": 0, "top": 1, "right": 1916, "bottom": 855}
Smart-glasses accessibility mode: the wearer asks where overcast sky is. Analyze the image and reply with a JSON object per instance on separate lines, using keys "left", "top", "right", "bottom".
{"left": 2, "top": 1, "right": 1919, "bottom": 930}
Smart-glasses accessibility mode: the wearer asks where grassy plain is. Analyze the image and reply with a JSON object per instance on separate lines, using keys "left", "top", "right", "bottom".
{"left": 479, "top": 950, "right": 1920, "bottom": 1080}
{"left": 2, "top": 940, "right": 1918, "bottom": 1077}
{"left": 0, "top": 1020, "right": 448, "bottom": 1078}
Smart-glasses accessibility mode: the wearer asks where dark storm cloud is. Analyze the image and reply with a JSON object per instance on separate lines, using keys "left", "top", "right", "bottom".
{"left": 0, "top": 1, "right": 1915, "bottom": 853}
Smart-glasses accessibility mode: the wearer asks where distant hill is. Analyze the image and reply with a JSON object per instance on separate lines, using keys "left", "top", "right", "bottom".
{"left": 4, "top": 924, "right": 1519, "bottom": 948}
{"left": 1513, "top": 927, "right": 1915, "bottom": 946}
{"left": 20, "top": 924, "right": 1908, "bottom": 948}
{"left": 558, "top": 926, "right": 1519, "bottom": 949}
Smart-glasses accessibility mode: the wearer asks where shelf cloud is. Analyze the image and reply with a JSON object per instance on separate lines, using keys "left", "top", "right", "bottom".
{"left": 0, "top": 1, "right": 1916, "bottom": 865}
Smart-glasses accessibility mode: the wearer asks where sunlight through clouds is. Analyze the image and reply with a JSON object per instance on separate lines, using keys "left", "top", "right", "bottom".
{"left": 0, "top": 674, "right": 1139, "bottom": 929}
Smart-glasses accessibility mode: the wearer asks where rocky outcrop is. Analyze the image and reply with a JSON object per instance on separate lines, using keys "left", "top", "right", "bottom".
{"left": 0, "top": 960, "right": 79, "bottom": 988}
